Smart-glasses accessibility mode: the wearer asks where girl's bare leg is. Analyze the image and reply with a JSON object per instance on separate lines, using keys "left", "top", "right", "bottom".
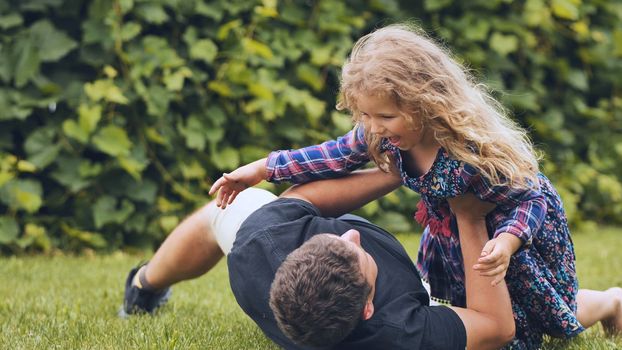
{"left": 576, "top": 287, "right": 622, "bottom": 336}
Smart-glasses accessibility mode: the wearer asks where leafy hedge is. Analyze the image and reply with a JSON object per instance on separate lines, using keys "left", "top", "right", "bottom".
{"left": 0, "top": 0, "right": 620, "bottom": 253}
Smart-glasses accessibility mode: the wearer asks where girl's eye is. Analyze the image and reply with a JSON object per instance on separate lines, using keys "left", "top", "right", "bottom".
{"left": 381, "top": 115, "right": 396, "bottom": 120}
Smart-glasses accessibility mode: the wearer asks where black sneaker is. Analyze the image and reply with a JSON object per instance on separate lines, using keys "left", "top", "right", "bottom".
{"left": 119, "top": 263, "right": 171, "bottom": 317}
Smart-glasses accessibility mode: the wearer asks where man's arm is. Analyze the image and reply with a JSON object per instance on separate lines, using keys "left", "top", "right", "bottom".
{"left": 280, "top": 168, "right": 401, "bottom": 217}
{"left": 447, "top": 194, "right": 516, "bottom": 350}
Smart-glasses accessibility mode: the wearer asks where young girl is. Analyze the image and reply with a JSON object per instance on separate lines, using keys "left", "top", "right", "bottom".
{"left": 210, "top": 24, "right": 622, "bottom": 349}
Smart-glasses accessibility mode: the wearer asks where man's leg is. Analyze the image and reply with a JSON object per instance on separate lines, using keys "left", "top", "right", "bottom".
{"left": 123, "top": 188, "right": 277, "bottom": 314}
{"left": 576, "top": 287, "right": 622, "bottom": 335}
{"left": 138, "top": 201, "right": 225, "bottom": 290}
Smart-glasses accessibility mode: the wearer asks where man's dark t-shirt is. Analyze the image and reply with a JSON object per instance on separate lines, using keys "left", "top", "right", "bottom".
{"left": 227, "top": 198, "right": 466, "bottom": 350}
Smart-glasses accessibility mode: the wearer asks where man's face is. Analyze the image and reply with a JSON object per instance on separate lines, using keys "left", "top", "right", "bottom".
{"left": 337, "top": 229, "right": 378, "bottom": 305}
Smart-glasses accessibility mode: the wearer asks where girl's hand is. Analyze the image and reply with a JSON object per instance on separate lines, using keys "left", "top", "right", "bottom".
{"left": 474, "top": 233, "right": 522, "bottom": 286}
{"left": 209, "top": 158, "right": 267, "bottom": 208}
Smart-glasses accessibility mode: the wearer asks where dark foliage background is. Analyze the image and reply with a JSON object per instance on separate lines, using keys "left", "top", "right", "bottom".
{"left": 1, "top": 0, "right": 620, "bottom": 252}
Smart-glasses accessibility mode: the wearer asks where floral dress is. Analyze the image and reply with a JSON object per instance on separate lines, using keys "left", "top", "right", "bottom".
{"left": 266, "top": 127, "right": 584, "bottom": 349}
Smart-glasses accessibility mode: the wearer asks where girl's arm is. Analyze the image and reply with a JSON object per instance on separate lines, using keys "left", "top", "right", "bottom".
{"left": 460, "top": 166, "right": 547, "bottom": 285}
{"left": 209, "top": 126, "right": 371, "bottom": 208}
{"left": 461, "top": 164, "right": 547, "bottom": 247}
{"left": 267, "top": 126, "right": 370, "bottom": 183}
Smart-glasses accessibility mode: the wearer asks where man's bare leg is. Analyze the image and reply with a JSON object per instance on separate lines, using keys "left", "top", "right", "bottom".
{"left": 576, "top": 287, "right": 622, "bottom": 336}
{"left": 136, "top": 202, "right": 224, "bottom": 290}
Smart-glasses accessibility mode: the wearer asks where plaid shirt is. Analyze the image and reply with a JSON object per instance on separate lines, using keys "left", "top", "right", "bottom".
{"left": 266, "top": 126, "right": 547, "bottom": 302}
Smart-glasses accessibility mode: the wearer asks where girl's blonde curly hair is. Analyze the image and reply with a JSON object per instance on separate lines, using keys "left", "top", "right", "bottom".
{"left": 337, "top": 24, "right": 540, "bottom": 189}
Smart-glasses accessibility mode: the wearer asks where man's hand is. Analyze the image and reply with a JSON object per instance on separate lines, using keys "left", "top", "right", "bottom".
{"left": 209, "top": 158, "right": 267, "bottom": 208}
{"left": 475, "top": 233, "right": 521, "bottom": 286}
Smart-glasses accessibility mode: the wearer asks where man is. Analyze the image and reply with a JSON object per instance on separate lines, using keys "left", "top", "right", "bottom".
{"left": 121, "top": 169, "right": 515, "bottom": 349}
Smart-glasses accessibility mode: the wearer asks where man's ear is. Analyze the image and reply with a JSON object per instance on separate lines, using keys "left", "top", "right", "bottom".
{"left": 362, "top": 300, "right": 374, "bottom": 320}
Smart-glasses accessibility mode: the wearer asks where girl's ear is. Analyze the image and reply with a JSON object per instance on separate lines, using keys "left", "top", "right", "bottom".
{"left": 362, "top": 300, "right": 374, "bottom": 320}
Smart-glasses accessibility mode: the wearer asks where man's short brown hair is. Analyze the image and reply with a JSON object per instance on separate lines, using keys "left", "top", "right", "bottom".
{"left": 269, "top": 234, "right": 372, "bottom": 347}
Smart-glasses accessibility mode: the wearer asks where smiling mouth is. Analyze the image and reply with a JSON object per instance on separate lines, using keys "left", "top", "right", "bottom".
{"left": 387, "top": 136, "right": 400, "bottom": 146}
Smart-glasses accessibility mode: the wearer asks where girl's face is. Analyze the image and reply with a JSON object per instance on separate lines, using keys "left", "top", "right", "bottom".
{"left": 357, "top": 93, "right": 432, "bottom": 151}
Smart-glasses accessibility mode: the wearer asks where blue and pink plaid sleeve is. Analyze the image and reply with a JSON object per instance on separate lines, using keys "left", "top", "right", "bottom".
{"left": 461, "top": 164, "right": 546, "bottom": 246}
{"left": 266, "top": 126, "right": 370, "bottom": 184}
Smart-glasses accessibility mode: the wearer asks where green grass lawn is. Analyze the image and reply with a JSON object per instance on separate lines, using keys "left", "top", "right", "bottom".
{"left": 1, "top": 228, "right": 621, "bottom": 349}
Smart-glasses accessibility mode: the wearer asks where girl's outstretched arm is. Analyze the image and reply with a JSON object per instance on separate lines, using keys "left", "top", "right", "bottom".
{"left": 267, "top": 126, "right": 370, "bottom": 183}
{"left": 210, "top": 127, "right": 371, "bottom": 208}
{"left": 209, "top": 158, "right": 267, "bottom": 209}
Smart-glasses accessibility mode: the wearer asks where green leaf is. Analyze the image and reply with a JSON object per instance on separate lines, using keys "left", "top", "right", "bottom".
{"left": 78, "top": 104, "right": 103, "bottom": 135}
{"left": 331, "top": 111, "right": 353, "bottom": 134}
{"left": 63, "top": 119, "right": 89, "bottom": 143}
{"left": 60, "top": 223, "right": 107, "bottom": 248}
{"left": 78, "top": 160, "right": 103, "bottom": 178}
{"left": 0, "top": 179, "right": 43, "bottom": 213}
{"left": 30, "top": 20, "right": 78, "bottom": 62}
{"left": 163, "top": 67, "right": 192, "bottom": 91}
{"left": 141, "top": 84, "right": 172, "bottom": 117}
{"left": 490, "top": 32, "right": 519, "bottom": 56}
{"left": 296, "top": 64, "right": 324, "bottom": 91}
{"left": 0, "top": 13, "right": 23, "bottom": 30}
{"left": 136, "top": 3, "right": 169, "bottom": 24}
{"left": 125, "top": 179, "right": 157, "bottom": 203}
{"left": 310, "top": 45, "right": 333, "bottom": 66}
{"left": 23, "top": 223, "right": 51, "bottom": 251}
{"left": 217, "top": 19, "right": 242, "bottom": 40}
{"left": 119, "top": 0, "right": 134, "bottom": 14}
{"left": 424, "top": 0, "right": 452, "bottom": 11}
{"left": 0, "top": 170, "right": 15, "bottom": 188}
{"left": 210, "top": 147, "right": 240, "bottom": 170}
{"left": 24, "top": 127, "right": 60, "bottom": 169}
{"left": 177, "top": 116, "right": 206, "bottom": 151}
{"left": 247, "top": 82, "right": 274, "bottom": 100}
{"left": 159, "top": 215, "right": 179, "bottom": 233}
{"left": 92, "top": 125, "right": 132, "bottom": 157}
{"left": 84, "top": 80, "right": 129, "bottom": 104}
{"left": 0, "top": 216, "right": 19, "bottom": 244}
{"left": 118, "top": 155, "right": 148, "bottom": 180}
{"left": 614, "top": 29, "right": 622, "bottom": 57}
{"left": 121, "top": 22, "right": 142, "bottom": 42}
{"left": 208, "top": 81, "right": 232, "bottom": 97}
{"left": 241, "top": 38, "right": 273, "bottom": 59}
{"left": 551, "top": 0, "right": 579, "bottom": 20}
{"left": 189, "top": 39, "right": 218, "bottom": 63}
{"left": 180, "top": 160, "right": 206, "bottom": 180}
{"left": 463, "top": 20, "right": 490, "bottom": 42}
{"left": 14, "top": 36, "right": 40, "bottom": 88}
{"left": 92, "top": 195, "right": 136, "bottom": 229}
{"left": 50, "top": 156, "right": 91, "bottom": 192}
{"left": 523, "top": 0, "right": 552, "bottom": 28}
{"left": 567, "top": 69, "right": 588, "bottom": 91}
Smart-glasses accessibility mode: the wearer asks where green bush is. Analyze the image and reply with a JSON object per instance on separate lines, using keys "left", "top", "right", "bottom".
{"left": 0, "top": 0, "right": 620, "bottom": 252}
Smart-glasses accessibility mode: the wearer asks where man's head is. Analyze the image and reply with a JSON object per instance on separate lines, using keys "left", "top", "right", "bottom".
{"left": 269, "top": 229, "right": 378, "bottom": 347}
